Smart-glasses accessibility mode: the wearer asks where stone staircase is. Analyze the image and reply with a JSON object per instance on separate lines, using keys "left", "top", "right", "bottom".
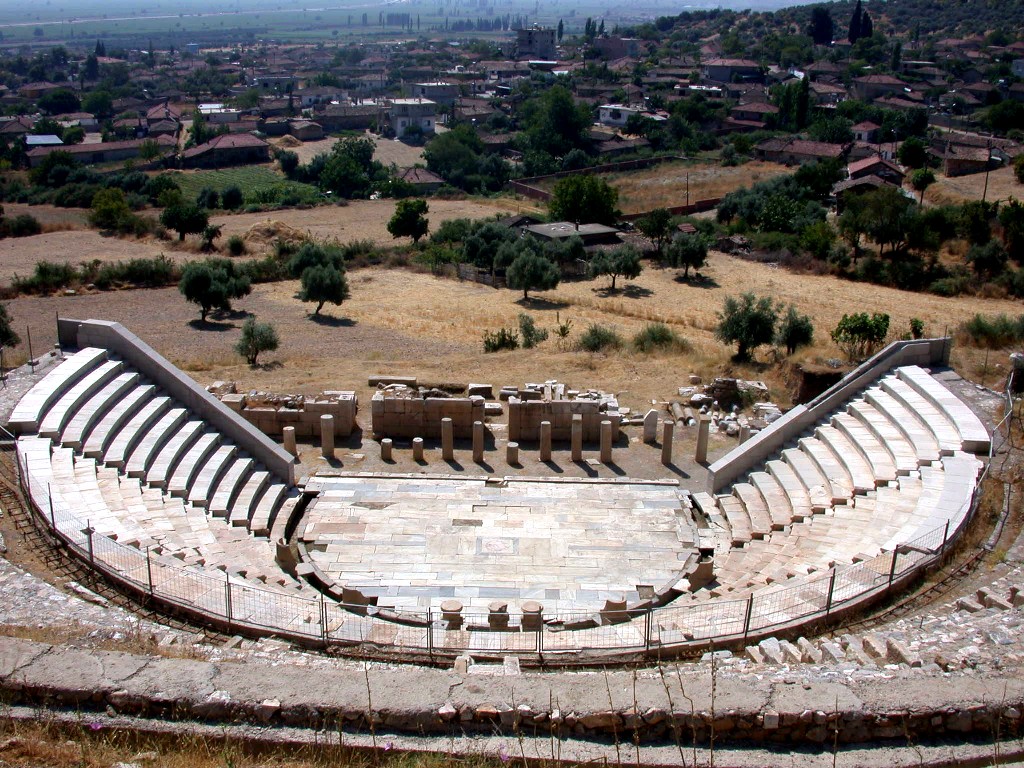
{"left": 12, "top": 348, "right": 304, "bottom": 596}
{"left": 690, "top": 367, "right": 988, "bottom": 598}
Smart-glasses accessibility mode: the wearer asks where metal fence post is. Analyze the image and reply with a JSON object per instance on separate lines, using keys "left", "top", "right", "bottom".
{"left": 825, "top": 568, "right": 837, "bottom": 616}
{"left": 888, "top": 549, "right": 899, "bottom": 587}
{"left": 536, "top": 627, "right": 543, "bottom": 656}
{"left": 742, "top": 593, "right": 754, "bottom": 640}
{"left": 427, "top": 608, "right": 433, "bottom": 661}
{"left": 644, "top": 605, "right": 653, "bottom": 651}
{"left": 225, "top": 573, "right": 233, "bottom": 630}
{"left": 320, "top": 594, "right": 327, "bottom": 645}
{"left": 146, "top": 546, "right": 154, "bottom": 595}
{"left": 84, "top": 521, "right": 94, "bottom": 565}
{"left": 939, "top": 520, "right": 950, "bottom": 557}
{"left": 47, "top": 484, "right": 55, "bottom": 528}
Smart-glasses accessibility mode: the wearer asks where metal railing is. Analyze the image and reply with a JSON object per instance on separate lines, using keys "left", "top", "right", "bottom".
{"left": 13, "top": 439, "right": 984, "bottom": 663}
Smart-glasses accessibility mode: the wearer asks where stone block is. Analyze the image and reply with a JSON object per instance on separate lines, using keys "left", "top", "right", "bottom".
{"left": 368, "top": 375, "right": 416, "bottom": 387}
{"left": 467, "top": 383, "right": 493, "bottom": 399}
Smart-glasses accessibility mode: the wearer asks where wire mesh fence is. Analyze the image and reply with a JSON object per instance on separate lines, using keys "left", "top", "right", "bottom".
{"left": 12, "top": 440, "right": 984, "bottom": 661}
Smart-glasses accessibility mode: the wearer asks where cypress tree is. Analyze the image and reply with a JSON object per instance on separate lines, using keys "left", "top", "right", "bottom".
{"left": 848, "top": 0, "right": 863, "bottom": 43}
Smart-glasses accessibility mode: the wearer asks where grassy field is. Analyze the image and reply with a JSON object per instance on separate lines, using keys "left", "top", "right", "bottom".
{"left": 168, "top": 167, "right": 321, "bottom": 206}
{"left": 927, "top": 165, "right": 1021, "bottom": 207}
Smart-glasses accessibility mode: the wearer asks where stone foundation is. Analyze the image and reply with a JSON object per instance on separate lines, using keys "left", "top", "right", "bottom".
{"left": 371, "top": 390, "right": 485, "bottom": 439}
{"left": 210, "top": 382, "right": 357, "bottom": 439}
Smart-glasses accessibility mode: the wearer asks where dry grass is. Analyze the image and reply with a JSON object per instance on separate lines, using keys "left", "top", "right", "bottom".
{"left": 530, "top": 160, "right": 792, "bottom": 214}
{"left": 268, "top": 131, "right": 427, "bottom": 167}
{"left": 6, "top": 249, "right": 1020, "bottom": 417}
{"left": 926, "top": 165, "right": 1021, "bottom": 207}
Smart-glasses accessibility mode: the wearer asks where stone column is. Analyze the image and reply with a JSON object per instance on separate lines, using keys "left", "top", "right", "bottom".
{"left": 441, "top": 417, "right": 454, "bottom": 461}
{"left": 661, "top": 419, "right": 674, "bottom": 466}
{"left": 412, "top": 437, "right": 425, "bottom": 462}
{"left": 739, "top": 422, "right": 751, "bottom": 443}
{"left": 600, "top": 419, "right": 613, "bottom": 464}
{"left": 320, "top": 414, "right": 334, "bottom": 459}
{"left": 539, "top": 420, "right": 552, "bottom": 462}
{"left": 506, "top": 441, "right": 519, "bottom": 465}
{"left": 441, "top": 599, "right": 463, "bottom": 630}
{"left": 488, "top": 600, "right": 509, "bottom": 630}
{"left": 380, "top": 438, "right": 393, "bottom": 462}
{"left": 643, "top": 409, "right": 660, "bottom": 443}
{"left": 521, "top": 600, "right": 544, "bottom": 631}
{"left": 571, "top": 414, "right": 583, "bottom": 462}
{"left": 282, "top": 426, "right": 297, "bottom": 457}
{"left": 472, "top": 420, "right": 484, "bottom": 463}
{"left": 695, "top": 416, "right": 711, "bottom": 464}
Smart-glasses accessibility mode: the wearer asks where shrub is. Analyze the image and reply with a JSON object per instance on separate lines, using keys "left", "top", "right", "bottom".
{"left": 12, "top": 261, "right": 78, "bottom": 294}
{"left": 959, "top": 314, "right": 1024, "bottom": 349}
{"left": 235, "top": 317, "right": 279, "bottom": 365}
{"left": 1, "top": 214, "right": 42, "bottom": 238}
{"left": 578, "top": 323, "right": 622, "bottom": 353}
{"left": 94, "top": 255, "right": 178, "bottom": 290}
{"left": 226, "top": 235, "right": 247, "bottom": 256}
{"left": 633, "top": 322, "right": 687, "bottom": 353}
{"left": 196, "top": 186, "right": 220, "bottom": 209}
{"left": 831, "top": 312, "right": 890, "bottom": 361}
{"left": 286, "top": 241, "right": 345, "bottom": 278}
{"left": 221, "top": 185, "right": 244, "bottom": 210}
{"left": 909, "top": 317, "right": 925, "bottom": 339}
{"left": 0, "top": 304, "right": 21, "bottom": 347}
{"left": 518, "top": 313, "right": 548, "bottom": 349}
{"left": 506, "top": 250, "right": 560, "bottom": 299}
{"left": 483, "top": 327, "right": 519, "bottom": 352}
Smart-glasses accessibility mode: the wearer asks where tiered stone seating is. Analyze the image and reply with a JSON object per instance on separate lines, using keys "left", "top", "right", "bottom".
{"left": 698, "top": 365, "right": 988, "bottom": 605}
{"left": 14, "top": 347, "right": 297, "bottom": 573}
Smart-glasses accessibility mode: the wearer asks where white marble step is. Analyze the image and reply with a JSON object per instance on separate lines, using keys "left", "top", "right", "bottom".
{"left": 831, "top": 413, "right": 898, "bottom": 484}
{"left": 781, "top": 448, "right": 835, "bottom": 509}
{"left": 797, "top": 437, "right": 854, "bottom": 501}
{"left": 147, "top": 421, "right": 205, "bottom": 489}
{"left": 879, "top": 376, "right": 962, "bottom": 454}
{"left": 104, "top": 396, "right": 172, "bottom": 469}
{"left": 125, "top": 408, "right": 188, "bottom": 479}
{"left": 864, "top": 389, "right": 940, "bottom": 463}
{"left": 846, "top": 402, "right": 919, "bottom": 474}
{"left": 749, "top": 471, "right": 792, "bottom": 530}
{"left": 83, "top": 384, "right": 155, "bottom": 459}
{"left": 766, "top": 460, "right": 813, "bottom": 522}
{"left": 229, "top": 470, "right": 270, "bottom": 527}
{"left": 167, "top": 433, "right": 220, "bottom": 498}
{"left": 38, "top": 360, "right": 123, "bottom": 439}
{"left": 10, "top": 348, "right": 107, "bottom": 433}
{"left": 61, "top": 372, "right": 140, "bottom": 450}
{"left": 717, "top": 494, "right": 751, "bottom": 546}
{"left": 188, "top": 445, "right": 238, "bottom": 508}
{"left": 249, "top": 483, "right": 288, "bottom": 537}
{"left": 732, "top": 482, "right": 772, "bottom": 539}
{"left": 814, "top": 425, "right": 876, "bottom": 493}
{"left": 897, "top": 366, "right": 990, "bottom": 454}
{"left": 208, "top": 458, "right": 254, "bottom": 519}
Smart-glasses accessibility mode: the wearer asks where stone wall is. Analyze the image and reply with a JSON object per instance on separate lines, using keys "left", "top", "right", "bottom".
{"left": 509, "top": 399, "right": 621, "bottom": 442}
{"left": 212, "top": 384, "right": 357, "bottom": 438}
{"left": 371, "top": 392, "right": 484, "bottom": 439}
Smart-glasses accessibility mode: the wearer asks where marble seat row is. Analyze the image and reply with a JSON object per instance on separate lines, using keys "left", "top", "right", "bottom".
{"left": 14, "top": 348, "right": 295, "bottom": 542}
{"left": 696, "top": 366, "right": 988, "bottom": 605}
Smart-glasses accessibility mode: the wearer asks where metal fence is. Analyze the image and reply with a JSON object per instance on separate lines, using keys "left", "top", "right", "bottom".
{"left": 13, "top": 442, "right": 982, "bottom": 663}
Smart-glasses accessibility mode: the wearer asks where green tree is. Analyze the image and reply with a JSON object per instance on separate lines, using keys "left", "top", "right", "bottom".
{"left": 178, "top": 259, "right": 252, "bottom": 321}
{"left": 299, "top": 264, "right": 350, "bottom": 315}
{"left": 897, "top": 136, "right": 928, "bottom": 169}
{"left": 665, "top": 233, "right": 707, "bottom": 278}
{"left": 548, "top": 175, "right": 619, "bottom": 225}
{"left": 775, "top": 305, "right": 814, "bottom": 355}
{"left": 911, "top": 168, "right": 936, "bottom": 204}
{"left": 715, "top": 293, "right": 779, "bottom": 362}
{"left": 636, "top": 208, "right": 673, "bottom": 254}
{"left": 287, "top": 242, "right": 345, "bottom": 278}
{"left": 998, "top": 198, "right": 1024, "bottom": 261}
{"left": 161, "top": 203, "right": 209, "bottom": 241}
{"left": 38, "top": 88, "right": 80, "bottom": 115}
{"left": 387, "top": 198, "right": 429, "bottom": 243}
{"left": 506, "top": 250, "right": 560, "bottom": 300}
{"left": 557, "top": 19, "right": 564, "bottom": 42}
{"left": 0, "top": 304, "right": 21, "bottom": 348}
{"left": 81, "top": 90, "right": 113, "bottom": 118}
{"left": 966, "top": 240, "right": 1008, "bottom": 280}
{"left": 88, "top": 187, "right": 133, "bottom": 231}
{"left": 520, "top": 85, "right": 592, "bottom": 158}
{"left": 862, "top": 185, "right": 916, "bottom": 256}
{"left": 235, "top": 317, "right": 279, "bottom": 365}
{"left": 831, "top": 312, "right": 890, "bottom": 361}
{"left": 1014, "top": 156, "right": 1024, "bottom": 185}
{"left": 588, "top": 244, "right": 642, "bottom": 290}
{"left": 807, "top": 7, "right": 834, "bottom": 46}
